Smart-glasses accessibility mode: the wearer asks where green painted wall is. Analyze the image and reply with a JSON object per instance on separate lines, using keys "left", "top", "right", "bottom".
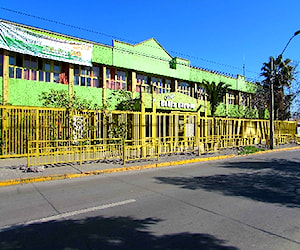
{"left": 74, "top": 85, "right": 103, "bottom": 108}
{"left": 25, "top": 23, "right": 255, "bottom": 94}
{"left": 113, "top": 38, "right": 255, "bottom": 93}
{"left": 113, "top": 39, "right": 190, "bottom": 80}
{"left": 5, "top": 22, "right": 258, "bottom": 112}
{"left": 8, "top": 79, "right": 69, "bottom": 106}
{"left": 92, "top": 44, "right": 113, "bottom": 65}
{"left": 6, "top": 78, "right": 104, "bottom": 107}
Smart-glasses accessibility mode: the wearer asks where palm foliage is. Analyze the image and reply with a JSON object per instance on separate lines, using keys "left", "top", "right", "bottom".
{"left": 202, "top": 80, "right": 230, "bottom": 117}
{"left": 260, "top": 55, "right": 296, "bottom": 120}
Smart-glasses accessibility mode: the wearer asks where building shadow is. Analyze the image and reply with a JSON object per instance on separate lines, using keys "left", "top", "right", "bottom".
{"left": 155, "top": 158, "right": 300, "bottom": 207}
{"left": 0, "top": 215, "right": 237, "bottom": 250}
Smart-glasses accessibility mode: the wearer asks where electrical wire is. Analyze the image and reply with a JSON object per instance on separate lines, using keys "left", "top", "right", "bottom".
{"left": 0, "top": 7, "right": 262, "bottom": 81}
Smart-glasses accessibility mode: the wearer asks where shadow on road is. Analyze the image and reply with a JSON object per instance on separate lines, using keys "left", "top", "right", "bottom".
{"left": 0, "top": 216, "right": 237, "bottom": 249}
{"left": 155, "top": 158, "right": 300, "bottom": 207}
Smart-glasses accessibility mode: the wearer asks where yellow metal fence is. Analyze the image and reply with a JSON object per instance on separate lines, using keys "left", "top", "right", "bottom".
{"left": 28, "top": 138, "right": 123, "bottom": 167}
{"left": 0, "top": 105, "right": 298, "bottom": 161}
{"left": 27, "top": 133, "right": 296, "bottom": 168}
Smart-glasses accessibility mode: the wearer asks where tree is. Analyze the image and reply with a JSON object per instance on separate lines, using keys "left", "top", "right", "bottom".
{"left": 39, "top": 89, "right": 102, "bottom": 110}
{"left": 202, "top": 81, "right": 230, "bottom": 117}
{"left": 249, "top": 82, "right": 269, "bottom": 119}
{"left": 260, "top": 55, "right": 297, "bottom": 120}
{"left": 107, "top": 90, "right": 141, "bottom": 111}
{"left": 39, "top": 89, "right": 102, "bottom": 141}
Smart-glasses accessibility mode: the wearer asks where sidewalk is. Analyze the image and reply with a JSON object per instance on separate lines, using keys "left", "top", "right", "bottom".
{"left": 1, "top": 144, "right": 300, "bottom": 187}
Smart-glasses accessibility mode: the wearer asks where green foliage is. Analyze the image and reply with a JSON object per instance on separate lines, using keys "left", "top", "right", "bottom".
{"left": 38, "top": 89, "right": 103, "bottom": 141}
{"left": 238, "top": 146, "right": 265, "bottom": 155}
{"left": 215, "top": 103, "right": 226, "bottom": 117}
{"left": 203, "top": 81, "right": 230, "bottom": 117}
{"left": 260, "top": 55, "right": 297, "bottom": 120}
{"left": 38, "top": 89, "right": 137, "bottom": 140}
{"left": 106, "top": 114, "right": 128, "bottom": 140}
{"left": 39, "top": 89, "right": 102, "bottom": 111}
{"left": 107, "top": 90, "right": 141, "bottom": 111}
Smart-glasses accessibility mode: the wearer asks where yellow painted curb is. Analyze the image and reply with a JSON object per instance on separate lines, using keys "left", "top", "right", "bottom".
{"left": 1, "top": 146, "right": 300, "bottom": 187}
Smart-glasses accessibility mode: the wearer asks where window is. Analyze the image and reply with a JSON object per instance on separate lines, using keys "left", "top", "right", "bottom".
{"left": 195, "top": 84, "right": 206, "bottom": 100}
{"left": 106, "top": 68, "right": 127, "bottom": 90}
{"left": 178, "top": 81, "right": 191, "bottom": 96}
{"left": 151, "top": 77, "right": 171, "bottom": 94}
{"left": 74, "top": 65, "right": 100, "bottom": 87}
{"left": 23, "top": 55, "right": 37, "bottom": 80}
{"left": 116, "top": 70, "right": 126, "bottom": 90}
{"left": 152, "top": 77, "right": 163, "bottom": 93}
{"left": 241, "top": 92, "right": 250, "bottom": 106}
{"left": 136, "top": 74, "right": 150, "bottom": 93}
{"left": 106, "top": 68, "right": 115, "bottom": 89}
{"left": 228, "top": 91, "right": 236, "bottom": 105}
{"left": 165, "top": 79, "right": 171, "bottom": 93}
{"left": 8, "top": 52, "right": 68, "bottom": 84}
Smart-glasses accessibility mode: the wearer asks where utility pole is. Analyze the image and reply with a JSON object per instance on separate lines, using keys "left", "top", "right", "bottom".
{"left": 269, "top": 57, "right": 274, "bottom": 149}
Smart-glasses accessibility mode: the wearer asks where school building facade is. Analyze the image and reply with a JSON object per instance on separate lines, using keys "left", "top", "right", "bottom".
{"left": 0, "top": 19, "right": 296, "bottom": 159}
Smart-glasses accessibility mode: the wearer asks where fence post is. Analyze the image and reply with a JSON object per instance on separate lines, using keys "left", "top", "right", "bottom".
{"left": 122, "top": 138, "right": 126, "bottom": 165}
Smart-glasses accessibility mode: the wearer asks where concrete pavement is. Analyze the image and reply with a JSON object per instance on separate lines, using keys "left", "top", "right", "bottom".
{"left": 1, "top": 144, "right": 300, "bottom": 187}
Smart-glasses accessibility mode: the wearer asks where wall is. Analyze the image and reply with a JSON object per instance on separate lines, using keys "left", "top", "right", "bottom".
{"left": 8, "top": 79, "right": 69, "bottom": 106}
{"left": 74, "top": 85, "right": 103, "bottom": 107}
{"left": 113, "top": 39, "right": 190, "bottom": 80}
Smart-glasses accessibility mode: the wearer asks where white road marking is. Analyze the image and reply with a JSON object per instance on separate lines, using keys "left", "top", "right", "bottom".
{"left": 0, "top": 199, "right": 136, "bottom": 232}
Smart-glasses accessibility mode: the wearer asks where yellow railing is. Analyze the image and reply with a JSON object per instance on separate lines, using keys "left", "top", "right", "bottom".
{"left": 28, "top": 134, "right": 288, "bottom": 168}
{"left": 123, "top": 138, "right": 159, "bottom": 164}
{"left": 157, "top": 136, "right": 196, "bottom": 155}
{"left": 275, "top": 134, "right": 295, "bottom": 145}
{"left": 198, "top": 135, "right": 256, "bottom": 154}
{"left": 0, "top": 105, "right": 298, "bottom": 159}
{"left": 27, "top": 138, "right": 122, "bottom": 167}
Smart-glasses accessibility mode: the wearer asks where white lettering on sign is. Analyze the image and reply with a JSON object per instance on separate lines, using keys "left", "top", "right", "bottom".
{"left": 160, "top": 100, "right": 195, "bottom": 110}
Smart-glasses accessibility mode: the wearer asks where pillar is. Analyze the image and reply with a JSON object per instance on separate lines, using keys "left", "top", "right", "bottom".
{"left": 2, "top": 50, "right": 9, "bottom": 104}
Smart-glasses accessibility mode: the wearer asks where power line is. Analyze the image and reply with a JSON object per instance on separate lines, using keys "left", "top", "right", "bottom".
{"left": 0, "top": 7, "right": 261, "bottom": 80}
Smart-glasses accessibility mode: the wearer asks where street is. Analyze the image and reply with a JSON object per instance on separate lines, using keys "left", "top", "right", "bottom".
{"left": 0, "top": 149, "right": 300, "bottom": 249}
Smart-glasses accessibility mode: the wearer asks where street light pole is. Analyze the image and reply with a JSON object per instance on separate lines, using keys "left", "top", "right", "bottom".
{"left": 269, "top": 30, "right": 300, "bottom": 149}
{"left": 270, "top": 57, "right": 275, "bottom": 149}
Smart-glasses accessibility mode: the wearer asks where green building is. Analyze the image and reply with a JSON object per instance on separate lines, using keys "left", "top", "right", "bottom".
{"left": 0, "top": 19, "right": 255, "bottom": 116}
{"left": 1, "top": 19, "right": 296, "bottom": 160}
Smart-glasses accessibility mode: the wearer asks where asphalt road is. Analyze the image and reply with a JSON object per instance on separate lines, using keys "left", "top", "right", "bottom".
{"left": 0, "top": 149, "right": 300, "bottom": 249}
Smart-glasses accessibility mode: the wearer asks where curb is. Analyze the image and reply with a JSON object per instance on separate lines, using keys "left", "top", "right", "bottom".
{"left": 1, "top": 146, "right": 300, "bottom": 187}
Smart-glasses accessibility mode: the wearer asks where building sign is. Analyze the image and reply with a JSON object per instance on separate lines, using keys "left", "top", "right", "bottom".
{"left": 0, "top": 21, "right": 93, "bottom": 66}
{"left": 158, "top": 93, "right": 196, "bottom": 110}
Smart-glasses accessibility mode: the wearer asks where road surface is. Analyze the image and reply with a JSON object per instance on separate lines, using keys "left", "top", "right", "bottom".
{"left": 0, "top": 149, "right": 300, "bottom": 249}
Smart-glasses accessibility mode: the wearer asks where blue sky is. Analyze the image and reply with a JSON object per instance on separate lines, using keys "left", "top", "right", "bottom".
{"left": 0, "top": 0, "right": 300, "bottom": 82}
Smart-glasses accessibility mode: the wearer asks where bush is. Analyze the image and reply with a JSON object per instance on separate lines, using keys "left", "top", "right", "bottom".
{"left": 238, "top": 146, "right": 265, "bottom": 155}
